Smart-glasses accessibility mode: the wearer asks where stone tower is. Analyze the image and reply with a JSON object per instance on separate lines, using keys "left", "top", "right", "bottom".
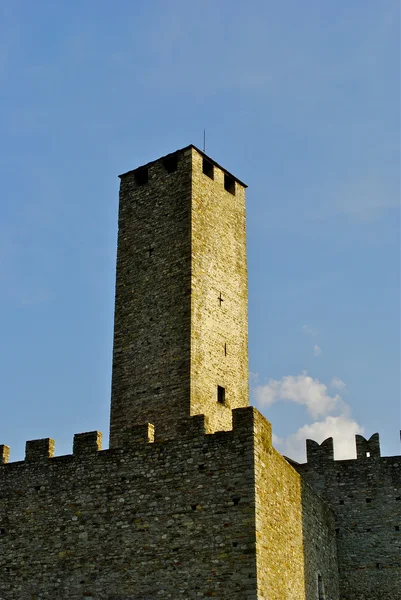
{"left": 109, "top": 145, "right": 249, "bottom": 447}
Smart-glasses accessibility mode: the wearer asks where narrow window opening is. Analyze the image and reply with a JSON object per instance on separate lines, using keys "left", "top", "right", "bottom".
{"left": 224, "top": 342, "right": 227, "bottom": 356}
{"left": 366, "top": 498, "right": 372, "bottom": 503}
{"left": 224, "top": 173, "right": 236, "bottom": 195}
{"left": 163, "top": 155, "right": 178, "bottom": 173}
{"left": 202, "top": 157, "right": 214, "bottom": 179}
{"left": 366, "top": 451, "right": 370, "bottom": 457}
{"left": 232, "top": 541, "right": 238, "bottom": 547}
{"left": 376, "top": 563, "right": 381, "bottom": 569}
{"left": 218, "top": 292, "right": 224, "bottom": 306}
{"left": 396, "top": 496, "right": 401, "bottom": 501}
{"left": 339, "top": 499, "right": 344, "bottom": 505}
{"left": 335, "top": 528, "right": 340, "bottom": 535}
{"left": 0, "top": 528, "right": 5, "bottom": 536}
{"left": 135, "top": 167, "right": 148, "bottom": 186}
{"left": 394, "top": 525, "right": 399, "bottom": 531}
{"left": 217, "top": 385, "right": 226, "bottom": 405}
{"left": 317, "top": 574, "right": 325, "bottom": 600}
{"left": 232, "top": 496, "right": 241, "bottom": 506}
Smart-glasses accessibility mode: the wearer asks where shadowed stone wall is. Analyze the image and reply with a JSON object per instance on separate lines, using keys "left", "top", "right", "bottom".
{"left": 295, "top": 434, "right": 401, "bottom": 600}
{"left": 109, "top": 148, "right": 193, "bottom": 446}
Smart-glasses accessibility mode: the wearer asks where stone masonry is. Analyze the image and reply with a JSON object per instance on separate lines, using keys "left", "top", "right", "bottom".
{"left": 293, "top": 434, "right": 401, "bottom": 599}
{"left": 0, "top": 145, "right": 399, "bottom": 599}
{"left": 110, "top": 146, "right": 248, "bottom": 448}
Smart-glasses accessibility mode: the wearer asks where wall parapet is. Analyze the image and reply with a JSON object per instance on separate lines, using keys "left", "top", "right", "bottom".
{"left": 0, "top": 445, "right": 10, "bottom": 465}
{"left": 306, "top": 437, "right": 334, "bottom": 463}
{"left": 73, "top": 431, "right": 103, "bottom": 456}
{"left": 355, "top": 433, "right": 380, "bottom": 459}
{"left": 0, "top": 408, "right": 270, "bottom": 470}
{"left": 25, "top": 438, "right": 55, "bottom": 462}
{"left": 305, "top": 433, "right": 386, "bottom": 464}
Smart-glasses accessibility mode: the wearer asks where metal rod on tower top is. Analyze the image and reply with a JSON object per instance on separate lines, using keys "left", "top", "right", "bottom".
{"left": 203, "top": 129, "right": 206, "bottom": 152}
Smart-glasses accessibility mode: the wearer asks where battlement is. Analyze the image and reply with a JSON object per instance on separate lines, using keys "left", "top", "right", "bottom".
{"left": 305, "top": 433, "right": 390, "bottom": 464}
{"left": 118, "top": 144, "right": 247, "bottom": 189}
{"left": 0, "top": 407, "right": 270, "bottom": 468}
{"left": 306, "top": 437, "right": 334, "bottom": 463}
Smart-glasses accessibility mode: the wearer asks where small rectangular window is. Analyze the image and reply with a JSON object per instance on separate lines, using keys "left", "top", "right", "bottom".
{"left": 217, "top": 385, "right": 226, "bottom": 405}
{"left": 203, "top": 157, "right": 214, "bottom": 179}
{"left": 163, "top": 154, "right": 178, "bottom": 173}
{"left": 224, "top": 173, "right": 235, "bottom": 195}
{"left": 135, "top": 167, "right": 148, "bottom": 186}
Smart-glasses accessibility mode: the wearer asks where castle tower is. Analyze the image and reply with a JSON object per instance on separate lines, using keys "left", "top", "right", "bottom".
{"left": 109, "top": 145, "right": 249, "bottom": 447}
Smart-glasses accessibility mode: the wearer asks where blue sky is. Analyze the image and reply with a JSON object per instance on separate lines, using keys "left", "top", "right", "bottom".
{"left": 0, "top": 1, "right": 399, "bottom": 461}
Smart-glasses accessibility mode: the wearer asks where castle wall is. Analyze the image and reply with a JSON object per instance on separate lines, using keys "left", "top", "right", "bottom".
{"left": 190, "top": 148, "right": 249, "bottom": 432}
{"left": 0, "top": 408, "right": 339, "bottom": 600}
{"left": 295, "top": 436, "right": 401, "bottom": 600}
{"left": 252, "top": 412, "right": 339, "bottom": 600}
{"left": 0, "top": 411, "right": 258, "bottom": 600}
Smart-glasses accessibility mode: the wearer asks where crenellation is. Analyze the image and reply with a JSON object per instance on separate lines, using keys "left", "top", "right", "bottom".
{"left": 25, "top": 438, "right": 55, "bottom": 462}
{"left": 73, "top": 431, "right": 103, "bottom": 456}
{"left": 306, "top": 437, "right": 334, "bottom": 463}
{"left": 295, "top": 437, "right": 401, "bottom": 599}
{"left": 177, "top": 413, "right": 211, "bottom": 438}
{"left": 356, "top": 432, "right": 381, "bottom": 459}
{"left": 0, "top": 445, "right": 10, "bottom": 465}
{"left": 124, "top": 422, "right": 155, "bottom": 445}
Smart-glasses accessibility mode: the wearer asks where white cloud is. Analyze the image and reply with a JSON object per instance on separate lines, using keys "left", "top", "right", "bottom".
{"left": 313, "top": 344, "right": 322, "bottom": 356}
{"left": 255, "top": 372, "right": 364, "bottom": 462}
{"left": 272, "top": 433, "right": 281, "bottom": 447}
{"left": 330, "top": 377, "right": 346, "bottom": 390}
{"left": 254, "top": 373, "right": 342, "bottom": 419}
{"left": 301, "top": 324, "right": 319, "bottom": 337}
{"left": 249, "top": 371, "right": 259, "bottom": 386}
{"left": 277, "top": 416, "right": 364, "bottom": 462}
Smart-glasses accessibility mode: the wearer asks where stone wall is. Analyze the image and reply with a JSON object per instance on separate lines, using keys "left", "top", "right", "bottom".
{"left": 109, "top": 148, "right": 193, "bottom": 446}
{"left": 190, "top": 148, "right": 249, "bottom": 432}
{"left": 252, "top": 410, "right": 339, "bottom": 600}
{"left": 0, "top": 408, "right": 339, "bottom": 600}
{"left": 0, "top": 411, "right": 257, "bottom": 600}
{"left": 295, "top": 435, "right": 401, "bottom": 600}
